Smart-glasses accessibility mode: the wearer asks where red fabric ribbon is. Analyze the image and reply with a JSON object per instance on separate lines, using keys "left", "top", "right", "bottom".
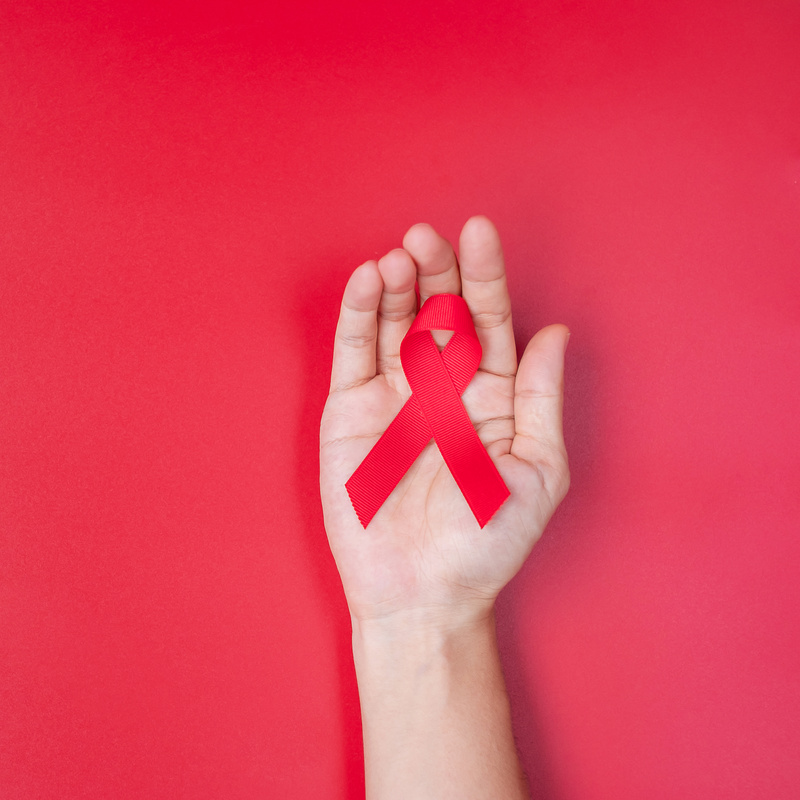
{"left": 346, "top": 293, "right": 510, "bottom": 528}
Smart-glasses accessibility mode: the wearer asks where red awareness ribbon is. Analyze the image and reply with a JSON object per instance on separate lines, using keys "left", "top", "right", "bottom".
{"left": 346, "top": 293, "right": 510, "bottom": 528}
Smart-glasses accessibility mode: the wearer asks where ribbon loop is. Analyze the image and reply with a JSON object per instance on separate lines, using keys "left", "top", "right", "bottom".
{"left": 346, "top": 293, "right": 510, "bottom": 528}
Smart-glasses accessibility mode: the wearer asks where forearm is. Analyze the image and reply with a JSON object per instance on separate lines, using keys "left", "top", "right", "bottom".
{"left": 351, "top": 607, "right": 531, "bottom": 800}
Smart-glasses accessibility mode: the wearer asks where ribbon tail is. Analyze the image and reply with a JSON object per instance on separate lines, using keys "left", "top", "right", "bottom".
{"left": 345, "top": 396, "right": 430, "bottom": 527}
{"left": 438, "top": 437, "right": 510, "bottom": 527}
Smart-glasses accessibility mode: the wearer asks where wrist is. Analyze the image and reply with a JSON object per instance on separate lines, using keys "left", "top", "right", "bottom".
{"left": 350, "top": 599, "right": 496, "bottom": 643}
{"left": 350, "top": 603, "right": 498, "bottom": 689}
{"left": 349, "top": 602, "right": 529, "bottom": 800}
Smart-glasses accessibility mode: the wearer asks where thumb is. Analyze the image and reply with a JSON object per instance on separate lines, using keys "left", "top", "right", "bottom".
{"left": 510, "top": 324, "right": 570, "bottom": 502}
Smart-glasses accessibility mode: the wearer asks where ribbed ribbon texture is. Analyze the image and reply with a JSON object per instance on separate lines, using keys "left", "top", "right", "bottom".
{"left": 345, "top": 293, "right": 510, "bottom": 528}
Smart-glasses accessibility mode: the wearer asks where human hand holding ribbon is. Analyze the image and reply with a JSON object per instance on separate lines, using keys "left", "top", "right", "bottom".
{"left": 320, "top": 217, "right": 570, "bottom": 627}
{"left": 345, "top": 292, "right": 510, "bottom": 528}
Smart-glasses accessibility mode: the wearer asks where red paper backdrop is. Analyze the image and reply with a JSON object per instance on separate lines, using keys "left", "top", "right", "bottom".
{"left": 2, "top": 1, "right": 799, "bottom": 798}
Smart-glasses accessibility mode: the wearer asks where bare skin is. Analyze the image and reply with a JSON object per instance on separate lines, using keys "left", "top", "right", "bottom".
{"left": 320, "top": 216, "right": 570, "bottom": 798}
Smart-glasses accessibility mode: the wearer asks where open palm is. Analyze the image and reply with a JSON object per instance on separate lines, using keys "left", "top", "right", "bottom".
{"left": 320, "top": 217, "right": 570, "bottom": 628}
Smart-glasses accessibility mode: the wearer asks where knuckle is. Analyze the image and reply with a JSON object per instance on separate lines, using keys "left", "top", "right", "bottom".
{"left": 378, "top": 352, "right": 402, "bottom": 372}
{"left": 516, "top": 387, "right": 560, "bottom": 400}
{"left": 378, "top": 307, "right": 413, "bottom": 323}
{"left": 472, "top": 307, "right": 511, "bottom": 329}
{"left": 337, "top": 330, "right": 374, "bottom": 349}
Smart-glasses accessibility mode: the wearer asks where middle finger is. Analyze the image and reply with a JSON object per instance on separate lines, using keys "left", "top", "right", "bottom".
{"left": 402, "top": 223, "right": 462, "bottom": 306}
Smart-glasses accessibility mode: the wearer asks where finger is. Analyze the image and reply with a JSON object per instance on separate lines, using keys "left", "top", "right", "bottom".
{"left": 511, "top": 324, "right": 570, "bottom": 500}
{"left": 376, "top": 248, "right": 417, "bottom": 375}
{"left": 329, "top": 261, "right": 383, "bottom": 394}
{"left": 402, "top": 223, "right": 462, "bottom": 307}
{"left": 458, "top": 215, "right": 517, "bottom": 378}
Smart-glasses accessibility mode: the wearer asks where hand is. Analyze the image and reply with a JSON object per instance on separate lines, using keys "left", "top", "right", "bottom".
{"left": 320, "top": 217, "right": 570, "bottom": 630}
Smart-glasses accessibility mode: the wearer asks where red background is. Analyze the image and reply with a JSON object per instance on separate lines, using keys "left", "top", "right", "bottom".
{"left": 2, "top": 1, "right": 799, "bottom": 797}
